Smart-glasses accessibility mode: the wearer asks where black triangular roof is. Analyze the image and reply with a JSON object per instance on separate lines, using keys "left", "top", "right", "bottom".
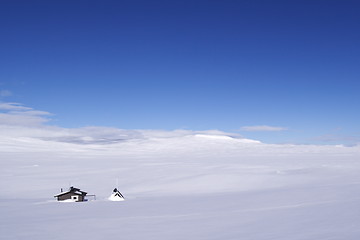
{"left": 54, "top": 186, "right": 87, "bottom": 197}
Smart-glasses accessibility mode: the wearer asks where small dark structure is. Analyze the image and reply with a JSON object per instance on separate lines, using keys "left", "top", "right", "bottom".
{"left": 108, "top": 188, "right": 125, "bottom": 201}
{"left": 54, "top": 186, "right": 87, "bottom": 202}
{"left": 113, "top": 188, "right": 125, "bottom": 199}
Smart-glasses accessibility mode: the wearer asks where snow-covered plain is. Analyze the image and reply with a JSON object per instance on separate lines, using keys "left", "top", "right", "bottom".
{"left": 1, "top": 125, "right": 360, "bottom": 239}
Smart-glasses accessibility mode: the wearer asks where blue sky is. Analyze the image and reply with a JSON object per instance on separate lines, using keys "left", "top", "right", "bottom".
{"left": 1, "top": 0, "right": 360, "bottom": 145}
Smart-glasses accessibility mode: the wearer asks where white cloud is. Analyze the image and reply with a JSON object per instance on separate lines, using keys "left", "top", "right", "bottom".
{"left": 0, "top": 113, "right": 50, "bottom": 126}
{"left": 0, "top": 102, "right": 245, "bottom": 145}
{"left": 0, "top": 102, "right": 32, "bottom": 111}
{"left": 0, "top": 102, "right": 51, "bottom": 126}
{"left": 1, "top": 102, "right": 358, "bottom": 147}
{"left": 0, "top": 90, "right": 12, "bottom": 97}
{"left": 240, "top": 125, "right": 288, "bottom": 132}
{"left": 314, "top": 134, "right": 360, "bottom": 146}
{"left": 139, "top": 129, "right": 241, "bottom": 139}
{"left": 11, "top": 110, "right": 52, "bottom": 116}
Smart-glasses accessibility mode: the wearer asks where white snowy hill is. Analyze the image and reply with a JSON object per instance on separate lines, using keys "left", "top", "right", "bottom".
{"left": 1, "top": 125, "right": 360, "bottom": 239}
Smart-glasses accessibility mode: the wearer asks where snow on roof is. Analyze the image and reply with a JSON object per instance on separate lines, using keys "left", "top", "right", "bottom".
{"left": 108, "top": 193, "right": 125, "bottom": 201}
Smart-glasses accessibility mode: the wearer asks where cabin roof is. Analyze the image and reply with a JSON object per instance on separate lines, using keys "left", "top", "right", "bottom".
{"left": 54, "top": 187, "right": 87, "bottom": 197}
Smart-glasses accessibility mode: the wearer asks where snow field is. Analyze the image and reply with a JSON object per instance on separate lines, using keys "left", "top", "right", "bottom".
{"left": 1, "top": 131, "right": 360, "bottom": 239}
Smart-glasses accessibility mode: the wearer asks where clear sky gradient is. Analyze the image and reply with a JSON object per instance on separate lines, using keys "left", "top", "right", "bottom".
{"left": 1, "top": 0, "right": 359, "bottom": 144}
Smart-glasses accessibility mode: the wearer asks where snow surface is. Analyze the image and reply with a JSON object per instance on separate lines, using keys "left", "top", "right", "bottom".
{"left": 1, "top": 126, "right": 360, "bottom": 239}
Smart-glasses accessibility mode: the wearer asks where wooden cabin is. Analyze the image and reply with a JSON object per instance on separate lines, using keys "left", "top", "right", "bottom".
{"left": 54, "top": 186, "right": 87, "bottom": 202}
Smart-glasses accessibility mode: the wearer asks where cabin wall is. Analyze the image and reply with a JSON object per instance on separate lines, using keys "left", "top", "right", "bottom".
{"left": 57, "top": 193, "right": 71, "bottom": 201}
{"left": 56, "top": 193, "right": 85, "bottom": 202}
